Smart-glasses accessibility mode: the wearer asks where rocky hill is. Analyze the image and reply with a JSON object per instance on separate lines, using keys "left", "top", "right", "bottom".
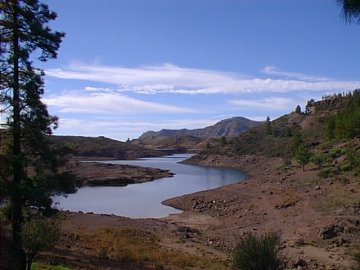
{"left": 135, "top": 117, "right": 262, "bottom": 151}
{"left": 140, "top": 117, "right": 262, "bottom": 140}
{"left": 197, "top": 93, "right": 360, "bottom": 159}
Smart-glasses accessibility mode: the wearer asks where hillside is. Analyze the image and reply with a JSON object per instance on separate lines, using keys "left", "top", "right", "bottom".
{"left": 176, "top": 91, "right": 360, "bottom": 269}
{"left": 196, "top": 93, "right": 360, "bottom": 159}
{"left": 135, "top": 117, "right": 262, "bottom": 151}
{"left": 140, "top": 117, "right": 261, "bottom": 140}
{"left": 49, "top": 135, "right": 164, "bottom": 159}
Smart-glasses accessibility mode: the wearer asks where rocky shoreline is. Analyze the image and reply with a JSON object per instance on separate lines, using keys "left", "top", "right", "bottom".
{"left": 37, "top": 153, "right": 359, "bottom": 269}
{"left": 163, "top": 153, "right": 360, "bottom": 269}
{"left": 67, "top": 161, "right": 174, "bottom": 187}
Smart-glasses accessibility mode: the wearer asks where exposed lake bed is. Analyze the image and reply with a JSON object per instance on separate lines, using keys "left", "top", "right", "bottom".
{"left": 47, "top": 153, "right": 359, "bottom": 270}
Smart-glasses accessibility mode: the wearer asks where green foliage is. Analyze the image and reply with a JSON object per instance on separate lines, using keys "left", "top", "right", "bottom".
{"left": 220, "top": 136, "right": 228, "bottom": 146}
{"left": 311, "top": 152, "right": 326, "bottom": 169}
{"left": 233, "top": 232, "right": 284, "bottom": 270}
{"left": 0, "top": 0, "right": 76, "bottom": 257}
{"left": 295, "top": 144, "right": 312, "bottom": 171}
{"left": 31, "top": 263, "right": 71, "bottom": 270}
{"left": 354, "top": 253, "right": 360, "bottom": 270}
{"left": 265, "top": 116, "right": 272, "bottom": 136}
{"left": 345, "top": 144, "right": 360, "bottom": 175}
{"left": 338, "top": 0, "right": 360, "bottom": 24}
{"left": 325, "top": 117, "right": 336, "bottom": 139}
{"left": 325, "top": 91, "right": 360, "bottom": 139}
{"left": 289, "top": 132, "right": 303, "bottom": 157}
{"left": 318, "top": 167, "right": 339, "bottom": 179}
{"left": 329, "top": 147, "right": 346, "bottom": 158}
{"left": 295, "top": 105, "right": 302, "bottom": 114}
{"left": 22, "top": 215, "right": 61, "bottom": 270}
{"left": 305, "top": 99, "right": 315, "bottom": 114}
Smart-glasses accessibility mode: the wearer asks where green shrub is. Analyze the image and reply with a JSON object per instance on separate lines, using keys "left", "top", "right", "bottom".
{"left": 328, "top": 148, "right": 346, "bottom": 159}
{"left": 318, "top": 167, "right": 338, "bottom": 179}
{"left": 340, "top": 162, "right": 353, "bottom": 172}
{"left": 354, "top": 253, "right": 360, "bottom": 270}
{"left": 311, "top": 153, "right": 326, "bottom": 169}
{"left": 233, "top": 232, "right": 284, "bottom": 270}
{"left": 23, "top": 216, "right": 61, "bottom": 270}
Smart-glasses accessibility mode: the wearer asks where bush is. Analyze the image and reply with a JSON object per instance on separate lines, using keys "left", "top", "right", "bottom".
{"left": 328, "top": 148, "right": 346, "bottom": 159}
{"left": 354, "top": 253, "right": 360, "bottom": 270}
{"left": 23, "top": 215, "right": 61, "bottom": 270}
{"left": 233, "top": 232, "right": 284, "bottom": 270}
{"left": 318, "top": 167, "right": 338, "bottom": 179}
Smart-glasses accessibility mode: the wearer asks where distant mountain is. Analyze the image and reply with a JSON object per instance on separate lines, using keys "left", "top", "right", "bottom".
{"left": 139, "top": 117, "right": 262, "bottom": 141}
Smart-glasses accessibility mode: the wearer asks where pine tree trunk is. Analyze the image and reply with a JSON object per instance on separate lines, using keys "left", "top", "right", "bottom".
{"left": 10, "top": 2, "right": 26, "bottom": 269}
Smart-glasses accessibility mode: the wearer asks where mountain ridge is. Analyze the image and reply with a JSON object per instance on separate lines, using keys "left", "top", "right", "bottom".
{"left": 139, "top": 116, "right": 263, "bottom": 140}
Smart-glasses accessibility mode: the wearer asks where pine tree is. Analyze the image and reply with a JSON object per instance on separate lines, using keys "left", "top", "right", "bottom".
{"left": 295, "top": 144, "right": 312, "bottom": 172}
{"left": 265, "top": 116, "right": 272, "bottom": 136}
{"left": 0, "top": 0, "right": 67, "bottom": 263}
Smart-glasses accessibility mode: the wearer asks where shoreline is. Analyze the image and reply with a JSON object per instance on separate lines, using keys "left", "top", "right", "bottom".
{"left": 67, "top": 160, "right": 174, "bottom": 187}
{"left": 42, "top": 153, "right": 359, "bottom": 269}
{"left": 163, "top": 153, "right": 359, "bottom": 269}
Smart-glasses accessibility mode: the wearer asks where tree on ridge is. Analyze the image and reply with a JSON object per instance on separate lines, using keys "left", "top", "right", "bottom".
{"left": 338, "top": 0, "right": 360, "bottom": 23}
{"left": 0, "top": 0, "right": 73, "bottom": 267}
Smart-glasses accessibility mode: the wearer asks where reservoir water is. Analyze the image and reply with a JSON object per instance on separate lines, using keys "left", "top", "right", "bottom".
{"left": 53, "top": 154, "right": 247, "bottom": 218}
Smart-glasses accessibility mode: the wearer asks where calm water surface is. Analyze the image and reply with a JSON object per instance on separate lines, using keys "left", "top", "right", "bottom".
{"left": 53, "top": 154, "right": 247, "bottom": 218}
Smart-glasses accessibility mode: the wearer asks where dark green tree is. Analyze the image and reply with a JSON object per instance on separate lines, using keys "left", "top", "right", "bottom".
{"left": 0, "top": 0, "right": 69, "bottom": 264}
{"left": 311, "top": 152, "right": 326, "bottom": 169}
{"left": 288, "top": 132, "right": 302, "bottom": 156}
{"left": 294, "top": 105, "right": 301, "bottom": 114}
{"left": 220, "top": 136, "right": 227, "bottom": 146}
{"left": 295, "top": 144, "right": 312, "bottom": 172}
{"left": 338, "top": 0, "right": 360, "bottom": 23}
{"left": 305, "top": 99, "right": 315, "bottom": 114}
{"left": 22, "top": 214, "right": 61, "bottom": 270}
{"left": 265, "top": 116, "right": 272, "bottom": 136}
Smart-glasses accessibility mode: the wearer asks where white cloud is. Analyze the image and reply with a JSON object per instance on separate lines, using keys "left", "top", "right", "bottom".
{"left": 43, "top": 92, "right": 193, "bottom": 114}
{"left": 55, "top": 117, "right": 221, "bottom": 140}
{"left": 262, "top": 66, "right": 329, "bottom": 82}
{"left": 84, "top": 86, "right": 113, "bottom": 92}
{"left": 46, "top": 63, "right": 360, "bottom": 95}
{"left": 229, "top": 97, "right": 294, "bottom": 110}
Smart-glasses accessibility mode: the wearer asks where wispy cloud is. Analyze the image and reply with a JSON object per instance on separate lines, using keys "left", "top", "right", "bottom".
{"left": 46, "top": 63, "right": 360, "bottom": 94}
{"left": 55, "top": 117, "right": 221, "bottom": 140}
{"left": 43, "top": 92, "right": 193, "bottom": 114}
{"left": 261, "top": 66, "right": 329, "bottom": 82}
{"left": 229, "top": 97, "right": 294, "bottom": 110}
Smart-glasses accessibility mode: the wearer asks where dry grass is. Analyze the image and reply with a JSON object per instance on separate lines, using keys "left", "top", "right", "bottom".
{"left": 275, "top": 193, "right": 301, "bottom": 209}
{"left": 78, "top": 227, "right": 229, "bottom": 270}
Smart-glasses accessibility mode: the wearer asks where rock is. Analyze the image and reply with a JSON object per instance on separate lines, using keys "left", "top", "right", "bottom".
{"left": 176, "top": 226, "right": 200, "bottom": 239}
{"left": 294, "top": 259, "right": 307, "bottom": 268}
{"left": 320, "top": 225, "right": 344, "bottom": 239}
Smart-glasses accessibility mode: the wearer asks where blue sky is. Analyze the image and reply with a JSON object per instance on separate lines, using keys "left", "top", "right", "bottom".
{"left": 39, "top": 0, "right": 360, "bottom": 141}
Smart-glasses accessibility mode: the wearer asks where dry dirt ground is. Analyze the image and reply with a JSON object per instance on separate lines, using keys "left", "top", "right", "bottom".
{"left": 42, "top": 154, "right": 359, "bottom": 270}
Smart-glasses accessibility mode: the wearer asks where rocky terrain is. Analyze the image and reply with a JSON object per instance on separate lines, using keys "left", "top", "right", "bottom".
{"left": 163, "top": 153, "right": 360, "bottom": 270}
{"left": 38, "top": 152, "right": 360, "bottom": 270}
{"left": 12, "top": 93, "right": 360, "bottom": 269}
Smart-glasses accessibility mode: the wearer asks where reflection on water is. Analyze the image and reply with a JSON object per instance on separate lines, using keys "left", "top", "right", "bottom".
{"left": 53, "top": 154, "right": 247, "bottom": 218}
